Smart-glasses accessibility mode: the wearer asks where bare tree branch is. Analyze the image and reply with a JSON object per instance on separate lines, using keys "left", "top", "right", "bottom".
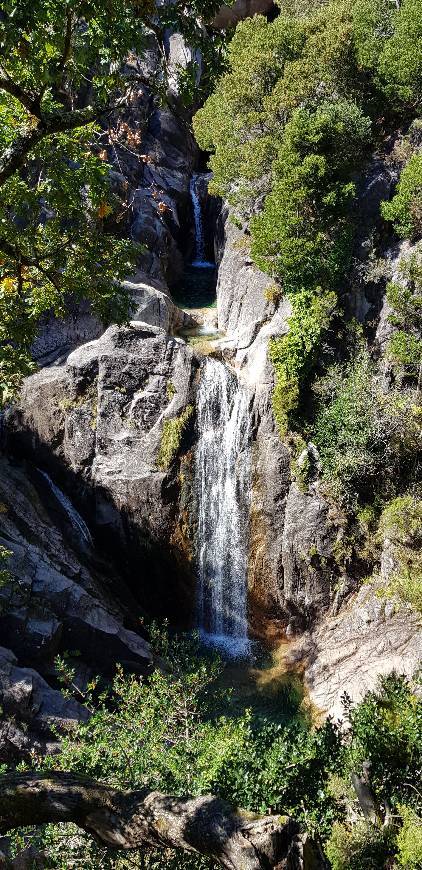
{"left": 0, "top": 771, "right": 313, "bottom": 869}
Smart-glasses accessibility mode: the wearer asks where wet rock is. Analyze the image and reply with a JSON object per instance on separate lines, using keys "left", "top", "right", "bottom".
{"left": 0, "top": 456, "right": 152, "bottom": 674}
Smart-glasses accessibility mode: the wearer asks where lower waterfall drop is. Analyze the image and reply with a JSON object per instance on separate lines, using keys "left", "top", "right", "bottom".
{"left": 196, "top": 357, "right": 251, "bottom": 657}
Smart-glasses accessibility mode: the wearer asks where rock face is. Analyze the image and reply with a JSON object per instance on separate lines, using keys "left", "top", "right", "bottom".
{"left": 294, "top": 585, "right": 422, "bottom": 721}
{"left": 281, "top": 484, "right": 340, "bottom": 630}
{"left": 0, "top": 455, "right": 152, "bottom": 763}
{"left": 213, "top": 0, "right": 275, "bottom": 29}
{"left": 0, "top": 645, "right": 89, "bottom": 764}
{"left": 7, "top": 321, "right": 198, "bottom": 622}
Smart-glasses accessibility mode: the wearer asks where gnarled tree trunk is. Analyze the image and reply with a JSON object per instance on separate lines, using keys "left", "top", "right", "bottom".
{"left": 0, "top": 772, "right": 324, "bottom": 869}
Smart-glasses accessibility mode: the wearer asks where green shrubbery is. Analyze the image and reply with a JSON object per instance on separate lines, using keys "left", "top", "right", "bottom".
{"left": 378, "top": 495, "right": 422, "bottom": 613}
{"left": 7, "top": 639, "right": 422, "bottom": 869}
{"left": 157, "top": 405, "right": 194, "bottom": 471}
{"left": 313, "top": 348, "right": 419, "bottom": 505}
{"left": 27, "top": 631, "right": 340, "bottom": 868}
{"left": 326, "top": 821, "right": 395, "bottom": 870}
{"left": 194, "top": 0, "right": 422, "bottom": 435}
{"left": 382, "top": 155, "right": 422, "bottom": 240}
{"left": 270, "top": 289, "right": 336, "bottom": 433}
{"left": 385, "top": 249, "right": 422, "bottom": 387}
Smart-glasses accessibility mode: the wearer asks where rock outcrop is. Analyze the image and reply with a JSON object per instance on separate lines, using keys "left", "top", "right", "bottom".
{"left": 0, "top": 455, "right": 153, "bottom": 763}
{"left": 6, "top": 321, "right": 198, "bottom": 622}
{"left": 292, "top": 585, "right": 422, "bottom": 721}
{"left": 213, "top": 0, "right": 276, "bottom": 29}
{"left": 0, "top": 645, "right": 89, "bottom": 764}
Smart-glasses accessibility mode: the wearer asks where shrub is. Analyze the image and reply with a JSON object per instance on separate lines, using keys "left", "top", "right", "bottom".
{"left": 27, "top": 631, "right": 341, "bottom": 868}
{"left": 313, "top": 348, "right": 420, "bottom": 504}
{"left": 343, "top": 672, "right": 422, "bottom": 815}
{"left": 270, "top": 288, "right": 336, "bottom": 434}
{"left": 381, "top": 154, "right": 422, "bottom": 240}
{"left": 385, "top": 249, "right": 422, "bottom": 383}
{"left": 326, "top": 821, "right": 395, "bottom": 870}
{"left": 396, "top": 805, "right": 422, "bottom": 868}
{"left": 378, "top": 496, "right": 422, "bottom": 613}
{"left": 157, "top": 405, "right": 193, "bottom": 471}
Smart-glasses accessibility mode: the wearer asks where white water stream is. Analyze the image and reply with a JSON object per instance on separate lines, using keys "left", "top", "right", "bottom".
{"left": 190, "top": 173, "right": 215, "bottom": 268}
{"left": 195, "top": 358, "right": 251, "bottom": 657}
{"left": 38, "top": 469, "right": 93, "bottom": 547}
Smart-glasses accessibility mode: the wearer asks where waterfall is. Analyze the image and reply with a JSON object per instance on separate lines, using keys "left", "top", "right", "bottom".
{"left": 38, "top": 469, "right": 93, "bottom": 547}
{"left": 190, "top": 173, "right": 214, "bottom": 269}
{"left": 196, "top": 358, "right": 251, "bottom": 657}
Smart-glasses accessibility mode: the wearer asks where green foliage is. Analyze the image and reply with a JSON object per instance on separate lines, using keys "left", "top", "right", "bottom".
{"left": 0, "top": 544, "right": 12, "bottom": 588}
{"left": 378, "top": 0, "right": 422, "bottom": 105}
{"left": 270, "top": 289, "right": 336, "bottom": 433}
{"left": 26, "top": 630, "right": 341, "bottom": 868}
{"left": 385, "top": 249, "right": 422, "bottom": 382}
{"left": 157, "top": 405, "right": 194, "bottom": 471}
{"left": 250, "top": 100, "right": 371, "bottom": 286}
{"left": 382, "top": 154, "right": 422, "bottom": 240}
{"left": 0, "top": 1, "right": 227, "bottom": 403}
{"left": 313, "top": 348, "right": 420, "bottom": 504}
{"left": 326, "top": 821, "right": 394, "bottom": 870}
{"left": 194, "top": 0, "right": 422, "bottom": 441}
{"left": 378, "top": 496, "right": 422, "bottom": 613}
{"left": 343, "top": 672, "right": 422, "bottom": 816}
{"left": 396, "top": 805, "right": 422, "bottom": 869}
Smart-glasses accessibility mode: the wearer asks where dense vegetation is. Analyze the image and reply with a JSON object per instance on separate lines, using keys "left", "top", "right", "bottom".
{"left": 0, "top": 0, "right": 226, "bottom": 403}
{"left": 194, "top": 0, "right": 422, "bottom": 436}
{"left": 4, "top": 634, "right": 421, "bottom": 869}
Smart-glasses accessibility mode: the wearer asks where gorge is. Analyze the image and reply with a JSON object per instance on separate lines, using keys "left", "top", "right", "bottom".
{"left": 0, "top": 2, "right": 421, "bottom": 868}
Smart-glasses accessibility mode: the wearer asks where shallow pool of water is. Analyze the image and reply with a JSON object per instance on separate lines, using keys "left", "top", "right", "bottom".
{"left": 172, "top": 263, "right": 217, "bottom": 309}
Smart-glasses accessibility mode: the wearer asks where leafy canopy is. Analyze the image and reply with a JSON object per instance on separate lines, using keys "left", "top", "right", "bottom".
{"left": 194, "top": 0, "right": 422, "bottom": 432}
{"left": 0, "top": 0, "right": 228, "bottom": 404}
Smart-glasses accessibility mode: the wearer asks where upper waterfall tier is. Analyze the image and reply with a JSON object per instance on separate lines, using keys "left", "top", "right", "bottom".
{"left": 190, "top": 173, "right": 215, "bottom": 269}
{"left": 195, "top": 357, "right": 251, "bottom": 657}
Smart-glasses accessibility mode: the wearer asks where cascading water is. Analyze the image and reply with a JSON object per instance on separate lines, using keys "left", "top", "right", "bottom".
{"left": 196, "top": 358, "right": 252, "bottom": 658}
{"left": 172, "top": 172, "right": 216, "bottom": 311}
{"left": 190, "top": 173, "right": 214, "bottom": 269}
{"left": 38, "top": 469, "right": 93, "bottom": 547}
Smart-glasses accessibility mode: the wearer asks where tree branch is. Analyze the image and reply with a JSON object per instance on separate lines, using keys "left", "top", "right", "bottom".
{"left": 0, "top": 772, "right": 306, "bottom": 869}
{"left": 0, "top": 74, "right": 40, "bottom": 116}
{"left": 0, "top": 98, "right": 125, "bottom": 187}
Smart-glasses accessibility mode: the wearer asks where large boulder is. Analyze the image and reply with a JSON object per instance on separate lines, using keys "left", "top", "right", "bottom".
{"left": 7, "top": 322, "right": 199, "bottom": 623}
{"left": 293, "top": 584, "right": 422, "bottom": 721}
{"left": 281, "top": 483, "right": 341, "bottom": 630}
{"left": 0, "top": 645, "right": 89, "bottom": 764}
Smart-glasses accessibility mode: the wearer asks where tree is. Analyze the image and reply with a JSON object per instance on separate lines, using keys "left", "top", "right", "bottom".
{"left": 0, "top": 772, "right": 306, "bottom": 870}
{"left": 0, "top": 1, "right": 227, "bottom": 404}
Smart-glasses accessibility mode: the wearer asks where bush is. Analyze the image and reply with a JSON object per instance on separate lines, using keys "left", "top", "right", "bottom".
{"left": 382, "top": 154, "right": 422, "bottom": 240}
{"left": 313, "top": 348, "right": 419, "bottom": 504}
{"left": 269, "top": 288, "right": 336, "bottom": 434}
{"left": 378, "top": 496, "right": 422, "bottom": 613}
{"left": 396, "top": 805, "right": 422, "bottom": 868}
{"left": 326, "top": 821, "right": 395, "bottom": 870}
{"left": 343, "top": 672, "right": 422, "bottom": 816}
{"left": 385, "top": 248, "right": 422, "bottom": 383}
{"left": 20, "top": 631, "right": 341, "bottom": 868}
